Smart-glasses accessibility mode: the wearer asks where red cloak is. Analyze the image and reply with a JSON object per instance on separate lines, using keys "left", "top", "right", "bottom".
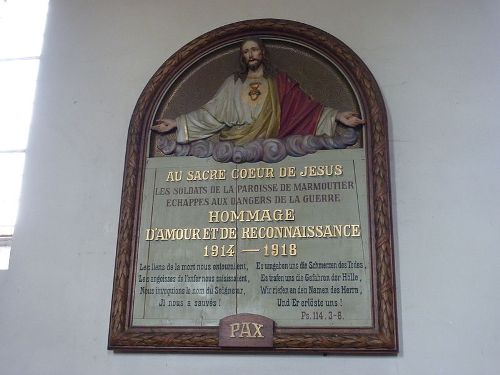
{"left": 276, "top": 71, "right": 324, "bottom": 138}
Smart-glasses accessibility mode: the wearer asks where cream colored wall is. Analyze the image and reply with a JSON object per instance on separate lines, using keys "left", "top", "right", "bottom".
{"left": 1, "top": 0, "right": 499, "bottom": 374}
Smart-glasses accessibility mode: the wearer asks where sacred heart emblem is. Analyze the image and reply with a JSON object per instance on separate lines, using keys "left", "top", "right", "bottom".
{"left": 248, "top": 82, "right": 261, "bottom": 101}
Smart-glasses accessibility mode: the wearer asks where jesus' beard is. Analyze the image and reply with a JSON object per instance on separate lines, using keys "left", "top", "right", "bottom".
{"left": 247, "top": 60, "right": 262, "bottom": 72}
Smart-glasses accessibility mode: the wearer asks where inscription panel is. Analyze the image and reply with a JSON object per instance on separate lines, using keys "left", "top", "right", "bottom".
{"left": 132, "top": 149, "right": 372, "bottom": 328}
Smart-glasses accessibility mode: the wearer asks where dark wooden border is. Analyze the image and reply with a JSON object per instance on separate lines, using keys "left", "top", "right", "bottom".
{"left": 108, "top": 18, "right": 397, "bottom": 354}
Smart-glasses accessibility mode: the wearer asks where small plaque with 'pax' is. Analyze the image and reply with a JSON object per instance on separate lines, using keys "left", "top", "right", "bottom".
{"left": 219, "top": 314, "right": 274, "bottom": 348}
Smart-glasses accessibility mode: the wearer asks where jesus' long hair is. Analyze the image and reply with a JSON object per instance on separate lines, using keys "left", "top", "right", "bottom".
{"left": 234, "top": 37, "right": 277, "bottom": 82}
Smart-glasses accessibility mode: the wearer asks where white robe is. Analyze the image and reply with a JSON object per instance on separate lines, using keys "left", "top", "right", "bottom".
{"left": 176, "top": 75, "right": 337, "bottom": 144}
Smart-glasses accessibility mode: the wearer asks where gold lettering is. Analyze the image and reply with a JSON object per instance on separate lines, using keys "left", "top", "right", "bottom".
{"left": 333, "top": 225, "right": 342, "bottom": 237}
{"left": 155, "top": 229, "right": 165, "bottom": 241}
{"left": 208, "top": 209, "right": 295, "bottom": 223}
{"left": 219, "top": 227, "right": 236, "bottom": 240}
{"left": 306, "top": 226, "right": 315, "bottom": 237}
{"left": 164, "top": 228, "right": 176, "bottom": 240}
{"left": 202, "top": 228, "right": 211, "bottom": 239}
{"left": 299, "top": 164, "right": 344, "bottom": 177}
{"left": 165, "top": 170, "right": 182, "bottom": 182}
{"left": 231, "top": 211, "right": 245, "bottom": 222}
{"left": 260, "top": 210, "right": 271, "bottom": 221}
{"left": 208, "top": 211, "right": 219, "bottom": 223}
{"left": 145, "top": 228, "right": 154, "bottom": 241}
{"left": 279, "top": 166, "right": 296, "bottom": 177}
{"left": 230, "top": 323, "right": 240, "bottom": 338}
{"left": 273, "top": 210, "right": 283, "bottom": 221}
{"left": 335, "top": 164, "right": 343, "bottom": 176}
{"left": 285, "top": 209, "right": 295, "bottom": 221}
{"left": 236, "top": 224, "right": 361, "bottom": 239}
{"left": 192, "top": 228, "right": 201, "bottom": 239}
{"left": 231, "top": 167, "right": 275, "bottom": 179}
{"left": 273, "top": 226, "right": 283, "bottom": 238}
{"left": 146, "top": 224, "right": 361, "bottom": 242}
{"left": 241, "top": 226, "right": 258, "bottom": 239}
{"left": 240, "top": 322, "right": 252, "bottom": 337}
{"left": 229, "top": 322, "right": 265, "bottom": 338}
{"left": 252, "top": 323, "right": 264, "bottom": 338}
{"left": 219, "top": 211, "right": 229, "bottom": 222}
{"left": 246, "top": 210, "right": 259, "bottom": 222}
{"left": 186, "top": 169, "right": 226, "bottom": 181}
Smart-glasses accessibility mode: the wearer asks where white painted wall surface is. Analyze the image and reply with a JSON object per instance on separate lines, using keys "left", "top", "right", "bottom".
{"left": 1, "top": 0, "right": 499, "bottom": 374}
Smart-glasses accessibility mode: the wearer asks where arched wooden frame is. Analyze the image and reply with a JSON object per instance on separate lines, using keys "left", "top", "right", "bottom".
{"left": 108, "top": 19, "right": 397, "bottom": 354}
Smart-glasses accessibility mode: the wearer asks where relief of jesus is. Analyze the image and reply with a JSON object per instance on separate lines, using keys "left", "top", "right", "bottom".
{"left": 152, "top": 38, "right": 365, "bottom": 145}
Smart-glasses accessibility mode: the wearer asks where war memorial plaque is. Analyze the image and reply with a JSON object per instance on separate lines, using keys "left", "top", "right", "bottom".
{"left": 108, "top": 19, "right": 397, "bottom": 353}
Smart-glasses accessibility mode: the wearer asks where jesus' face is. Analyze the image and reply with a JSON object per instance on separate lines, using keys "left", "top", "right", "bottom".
{"left": 241, "top": 40, "right": 263, "bottom": 71}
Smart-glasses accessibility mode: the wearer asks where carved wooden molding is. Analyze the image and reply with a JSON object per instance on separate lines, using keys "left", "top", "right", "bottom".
{"left": 108, "top": 18, "right": 397, "bottom": 354}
